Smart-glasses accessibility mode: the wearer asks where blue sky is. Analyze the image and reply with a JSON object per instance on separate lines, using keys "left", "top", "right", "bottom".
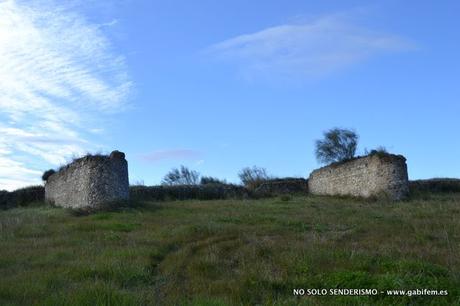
{"left": 1, "top": 0, "right": 459, "bottom": 190}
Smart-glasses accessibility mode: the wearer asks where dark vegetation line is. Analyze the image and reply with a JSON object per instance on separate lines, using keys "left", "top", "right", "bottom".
{"left": 1, "top": 178, "right": 460, "bottom": 210}
{"left": 0, "top": 186, "right": 44, "bottom": 210}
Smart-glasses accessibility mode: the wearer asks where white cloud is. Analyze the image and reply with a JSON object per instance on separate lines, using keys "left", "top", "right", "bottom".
{"left": 194, "top": 159, "right": 205, "bottom": 166}
{"left": 208, "top": 13, "right": 414, "bottom": 80}
{"left": 0, "top": 155, "right": 42, "bottom": 191}
{"left": 0, "top": 0, "right": 132, "bottom": 190}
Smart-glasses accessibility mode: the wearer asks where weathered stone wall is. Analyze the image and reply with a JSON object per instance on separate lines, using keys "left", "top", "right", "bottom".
{"left": 45, "top": 151, "right": 129, "bottom": 209}
{"left": 308, "top": 154, "right": 409, "bottom": 200}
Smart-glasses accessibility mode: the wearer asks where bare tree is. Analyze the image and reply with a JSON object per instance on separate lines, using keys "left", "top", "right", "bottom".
{"left": 315, "top": 128, "right": 358, "bottom": 164}
{"left": 238, "top": 166, "right": 270, "bottom": 189}
{"left": 162, "top": 165, "right": 200, "bottom": 185}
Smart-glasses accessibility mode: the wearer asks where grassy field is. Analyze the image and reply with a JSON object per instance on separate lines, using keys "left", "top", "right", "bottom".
{"left": 0, "top": 193, "right": 459, "bottom": 305}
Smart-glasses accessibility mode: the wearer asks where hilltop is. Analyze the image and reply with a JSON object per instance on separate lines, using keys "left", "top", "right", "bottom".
{"left": 1, "top": 192, "right": 459, "bottom": 305}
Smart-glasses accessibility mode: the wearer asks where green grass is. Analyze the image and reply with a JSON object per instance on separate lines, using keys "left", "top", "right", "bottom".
{"left": 1, "top": 193, "right": 460, "bottom": 305}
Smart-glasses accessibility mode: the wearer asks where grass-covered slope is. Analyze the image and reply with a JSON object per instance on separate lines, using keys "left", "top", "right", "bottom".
{"left": 0, "top": 194, "right": 459, "bottom": 305}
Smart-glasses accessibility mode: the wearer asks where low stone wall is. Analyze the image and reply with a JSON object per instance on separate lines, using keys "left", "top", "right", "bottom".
{"left": 45, "top": 151, "right": 129, "bottom": 209}
{"left": 308, "top": 154, "right": 409, "bottom": 200}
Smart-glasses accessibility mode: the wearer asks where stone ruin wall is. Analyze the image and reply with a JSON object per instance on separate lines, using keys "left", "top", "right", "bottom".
{"left": 308, "top": 154, "right": 409, "bottom": 200}
{"left": 45, "top": 151, "right": 129, "bottom": 209}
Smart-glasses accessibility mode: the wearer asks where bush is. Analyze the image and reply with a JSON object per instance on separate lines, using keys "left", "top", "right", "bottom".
{"left": 238, "top": 166, "right": 270, "bottom": 190}
{"left": 200, "top": 176, "right": 226, "bottom": 185}
{"left": 14, "top": 186, "right": 45, "bottom": 206}
{"left": 130, "top": 184, "right": 249, "bottom": 202}
{"left": 161, "top": 166, "right": 200, "bottom": 186}
{"left": 315, "top": 128, "right": 358, "bottom": 164}
{"left": 0, "top": 190, "right": 14, "bottom": 209}
{"left": 365, "top": 146, "right": 389, "bottom": 158}
{"left": 42, "top": 169, "right": 56, "bottom": 181}
{"left": 254, "top": 178, "right": 308, "bottom": 197}
{"left": 0, "top": 186, "right": 45, "bottom": 209}
{"left": 410, "top": 179, "right": 460, "bottom": 194}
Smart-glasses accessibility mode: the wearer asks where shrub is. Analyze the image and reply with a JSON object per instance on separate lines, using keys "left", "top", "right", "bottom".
{"left": 42, "top": 169, "right": 56, "bottom": 181}
{"left": 200, "top": 176, "right": 226, "bottom": 185}
{"left": 365, "top": 146, "right": 389, "bottom": 158}
{"left": 254, "top": 178, "right": 308, "bottom": 196}
{"left": 315, "top": 128, "right": 358, "bottom": 164}
{"left": 410, "top": 179, "right": 460, "bottom": 194}
{"left": 130, "top": 184, "right": 248, "bottom": 202}
{"left": 14, "top": 186, "right": 45, "bottom": 206}
{"left": 238, "top": 166, "right": 270, "bottom": 190}
{"left": 161, "top": 166, "right": 200, "bottom": 186}
{"left": 0, "top": 190, "right": 14, "bottom": 209}
{"left": 0, "top": 186, "right": 45, "bottom": 209}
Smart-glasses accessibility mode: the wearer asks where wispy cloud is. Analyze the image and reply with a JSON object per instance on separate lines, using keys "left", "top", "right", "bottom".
{"left": 0, "top": 0, "right": 132, "bottom": 190}
{"left": 194, "top": 159, "right": 205, "bottom": 166}
{"left": 141, "top": 149, "right": 203, "bottom": 162}
{"left": 208, "top": 12, "right": 414, "bottom": 80}
{"left": 0, "top": 155, "right": 42, "bottom": 191}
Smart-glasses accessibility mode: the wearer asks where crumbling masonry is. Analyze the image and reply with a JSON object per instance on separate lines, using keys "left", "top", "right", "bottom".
{"left": 308, "top": 154, "right": 409, "bottom": 200}
{"left": 45, "top": 150, "right": 129, "bottom": 209}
